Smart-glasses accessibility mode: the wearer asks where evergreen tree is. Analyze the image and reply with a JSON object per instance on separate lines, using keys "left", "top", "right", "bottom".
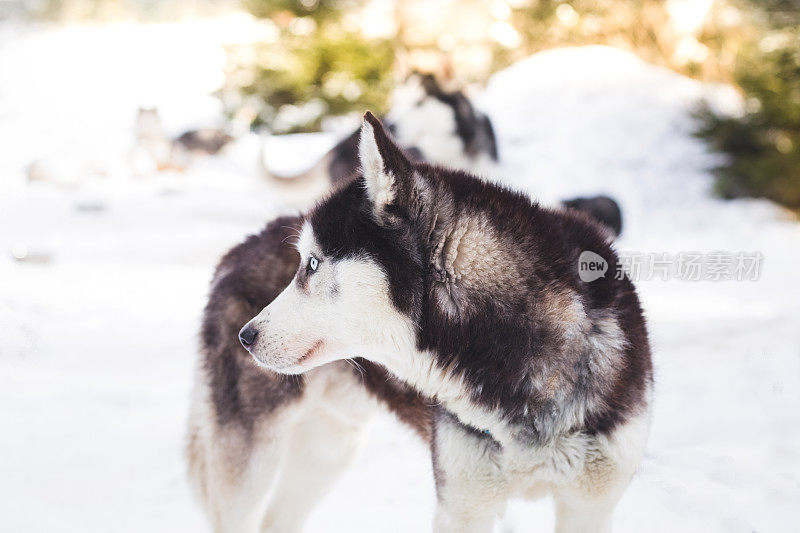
{"left": 697, "top": 1, "right": 800, "bottom": 209}
{"left": 220, "top": 0, "right": 394, "bottom": 133}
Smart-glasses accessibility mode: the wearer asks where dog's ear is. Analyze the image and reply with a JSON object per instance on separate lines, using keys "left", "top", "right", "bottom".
{"left": 359, "top": 111, "right": 414, "bottom": 223}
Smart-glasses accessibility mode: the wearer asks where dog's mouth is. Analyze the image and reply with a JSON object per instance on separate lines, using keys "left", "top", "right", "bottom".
{"left": 251, "top": 338, "right": 326, "bottom": 374}
{"left": 269, "top": 339, "right": 326, "bottom": 374}
{"left": 296, "top": 339, "right": 325, "bottom": 365}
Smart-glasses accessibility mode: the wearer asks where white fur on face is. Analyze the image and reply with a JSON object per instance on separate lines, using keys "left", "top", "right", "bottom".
{"left": 243, "top": 224, "right": 418, "bottom": 375}
{"left": 252, "top": 224, "right": 521, "bottom": 443}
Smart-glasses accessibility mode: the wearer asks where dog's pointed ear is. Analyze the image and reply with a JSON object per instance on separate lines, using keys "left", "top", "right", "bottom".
{"left": 359, "top": 111, "right": 413, "bottom": 221}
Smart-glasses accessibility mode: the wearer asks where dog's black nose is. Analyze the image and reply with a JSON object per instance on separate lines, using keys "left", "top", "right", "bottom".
{"left": 239, "top": 324, "right": 257, "bottom": 349}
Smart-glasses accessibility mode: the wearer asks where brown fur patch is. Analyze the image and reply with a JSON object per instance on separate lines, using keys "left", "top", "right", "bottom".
{"left": 357, "top": 360, "right": 433, "bottom": 443}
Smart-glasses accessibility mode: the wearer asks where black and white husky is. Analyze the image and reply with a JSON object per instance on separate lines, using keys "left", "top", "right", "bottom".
{"left": 187, "top": 113, "right": 652, "bottom": 532}
{"left": 258, "top": 73, "right": 499, "bottom": 202}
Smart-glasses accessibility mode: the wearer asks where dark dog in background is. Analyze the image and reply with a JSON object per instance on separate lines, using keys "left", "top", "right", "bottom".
{"left": 259, "top": 73, "right": 623, "bottom": 237}
{"left": 257, "top": 73, "right": 498, "bottom": 201}
{"left": 562, "top": 195, "right": 623, "bottom": 237}
{"left": 135, "top": 107, "right": 233, "bottom": 171}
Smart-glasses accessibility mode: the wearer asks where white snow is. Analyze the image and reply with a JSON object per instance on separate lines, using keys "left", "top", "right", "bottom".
{"left": 0, "top": 19, "right": 798, "bottom": 533}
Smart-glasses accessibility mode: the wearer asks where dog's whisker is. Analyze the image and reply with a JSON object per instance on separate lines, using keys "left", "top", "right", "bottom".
{"left": 346, "top": 358, "right": 366, "bottom": 380}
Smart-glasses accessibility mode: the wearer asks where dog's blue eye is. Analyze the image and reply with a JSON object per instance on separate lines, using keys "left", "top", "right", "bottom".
{"left": 309, "top": 257, "right": 319, "bottom": 272}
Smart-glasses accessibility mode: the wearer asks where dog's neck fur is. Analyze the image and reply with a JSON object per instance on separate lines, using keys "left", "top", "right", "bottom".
{"left": 311, "top": 113, "right": 646, "bottom": 445}
{"left": 373, "top": 176, "right": 532, "bottom": 443}
{"left": 397, "top": 359, "right": 517, "bottom": 444}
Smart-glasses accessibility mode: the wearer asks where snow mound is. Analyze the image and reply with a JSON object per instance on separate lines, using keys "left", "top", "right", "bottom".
{"left": 482, "top": 45, "right": 753, "bottom": 247}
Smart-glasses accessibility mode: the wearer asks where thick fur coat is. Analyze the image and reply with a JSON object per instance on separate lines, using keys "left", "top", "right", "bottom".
{"left": 188, "top": 113, "right": 652, "bottom": 533}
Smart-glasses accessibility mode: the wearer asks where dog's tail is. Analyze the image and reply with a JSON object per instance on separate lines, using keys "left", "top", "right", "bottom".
{"left": 257, "top": 137, "right": 332, "bottom": 191}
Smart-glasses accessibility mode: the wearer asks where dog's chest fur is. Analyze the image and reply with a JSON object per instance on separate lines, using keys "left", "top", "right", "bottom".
{"left": 386, "top": 338, "right": 623, "bottom": 488}
{"left": 431, "top": 391, "right": 651, "bottom": 501}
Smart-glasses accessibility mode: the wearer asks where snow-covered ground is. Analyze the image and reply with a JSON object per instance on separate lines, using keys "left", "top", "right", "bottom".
{"left": 1, "top": 17, "right": 798, "bottom": 533}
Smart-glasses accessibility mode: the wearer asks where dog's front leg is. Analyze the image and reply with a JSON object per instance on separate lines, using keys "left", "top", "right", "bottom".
{"left": 431, "top": 409, "right": 509, "bottom": 533}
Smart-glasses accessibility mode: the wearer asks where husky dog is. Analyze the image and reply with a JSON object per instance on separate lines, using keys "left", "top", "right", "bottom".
{"left": 188, "top": 113, "right": 652, "bottom": 532}
{"left": 562, "top": 195, "right": 623, "bottom": 238}
{"left": 135, "top": 107, "right": 175, "bottom": 171}
{"left": 258, "top": 73, "right": 498, "bottom": 200}
{"left": 175, "top": 129, "right": 234, "bottom": 155}
{"left": 135, "top": 107, "right": 233, "bottom": 171}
